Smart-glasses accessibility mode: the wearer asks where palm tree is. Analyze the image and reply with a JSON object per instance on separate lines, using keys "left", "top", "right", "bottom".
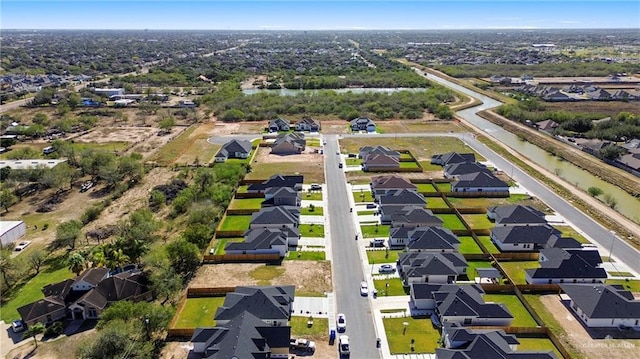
{"left": 67, "top": 252, "right": 87, "bottom": 275}
{"left": 23, "top": 322, "right": 45, "bottom": 349}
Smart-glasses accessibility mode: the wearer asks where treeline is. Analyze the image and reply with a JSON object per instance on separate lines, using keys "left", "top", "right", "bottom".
{"left": 497, "top": 100, "right": 640, "bottom": 140}
{"left": 281, "top": 69, "right": 430, "bottom": 89}
{"left": 201, "top": 82, "right": 455, "bottom": 121}
{"left": 434, "top": 62, "right": 640, "bottom": 78}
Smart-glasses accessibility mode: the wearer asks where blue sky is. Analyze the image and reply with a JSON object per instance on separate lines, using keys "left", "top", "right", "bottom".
{"left": 1, "top": 1, "right": 639, "bottom": 30}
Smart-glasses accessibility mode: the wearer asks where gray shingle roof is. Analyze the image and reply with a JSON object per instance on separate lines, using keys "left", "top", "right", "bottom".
{"left": 250, "top": 206, "right": 299, "bottom": 226}
{"left": 407, "top": 227, "right": 460, "bottom": 251}
{"left": 526, "top": 249, "right": 607, "bottom": 280}
{"left": 391, "top": 207, "right": 443, "bottom": 227}
{"left": 436, "top": 331, "right": 557, "bottom": 358}
{"left": 247, "top": 174, "right": 304, "bottom": 192}
{"left": 560, "top": 284, "right": 640, "bottom": 319}
{"left": 370, "top": 175, "right": 416, "bottom": 190}
{"left": 451, "top": 171, "right": 508, "bottom": 190}
{"left": 490, "top": 224, "right": 560, "bottom": 245}
{"left": 487, "top": 205, "right": 547, "bottom": 225}
{"left": 378, "top": 189, "right": 427, "bottom": 206}
{"left": 444, "top": 162, "right": 491, "bottom": 177}
{"left": 215, "top": 286, "right": 295, "bottom": 322}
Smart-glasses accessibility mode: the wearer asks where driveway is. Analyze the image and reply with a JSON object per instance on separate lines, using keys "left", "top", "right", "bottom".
{"left": 0, "top": 320, "right": 28, "bottom": 358}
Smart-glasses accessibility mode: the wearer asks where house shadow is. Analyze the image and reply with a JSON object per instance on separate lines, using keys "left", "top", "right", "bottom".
{"left": 5, "top": 326, "right": 27, "bottom": 345}
{"left": 560, "top": 299, "right": 640, "bottom": 339}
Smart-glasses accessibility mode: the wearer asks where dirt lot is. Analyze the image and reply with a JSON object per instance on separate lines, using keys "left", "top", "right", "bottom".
{"left": 540, "top": 294, "right": 640, "bottom": 359}
{"left": 190, "top": 261, "right": 333, "bottom": 296}
{"left": 247, "top": 146, "right": 326, "bottom": 184}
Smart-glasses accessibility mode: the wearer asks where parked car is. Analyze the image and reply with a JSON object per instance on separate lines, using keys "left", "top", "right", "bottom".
{"left": 336, "top": 313, "right": 346, "bottom": 332}
{"left": 360, "top": 281, "right": 368, "bottom": 296}
{"left": 378, "top": 264, "right": 396, "bottom": 274}
{"left": 290, "top": 338, "right": 316, "bottom": 353}
{"left": 338, "top": 163, "right": 343, "bottom": 168}
{"left": 310, "top": 183, "right": 322, "bottom": 191}
{"left": 11, "top": 319, "right": 25, "bottom": 333}
{"left": 369, "top": 239, "right": 385, "bottom": 247}
{"left": 339, "top": 335, "right": 350, "bottom": 357}
{"left": 14, "top": 241, "right": 31, "bottom": 251}
{"left": 80, "top": 180, "right": 94, "bottom": 192}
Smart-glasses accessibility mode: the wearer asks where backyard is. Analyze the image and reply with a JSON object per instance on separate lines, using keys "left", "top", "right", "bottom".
{"left": 218, "top": 215, "right": 252, "bottom": 232}
{"left": 499, "top": 261, "right": 540, "bottom": 284}
{"left": 435, "top": 214, "right": 467, "bottom": 231}
{"left": 457, "top": 236, "right": 484, "bottom": 254}
{"left": 172, "top": 297, "right": 225, "bottom": 328}
{"left": 482, "top": 294, "right": 538, "bottom": 327}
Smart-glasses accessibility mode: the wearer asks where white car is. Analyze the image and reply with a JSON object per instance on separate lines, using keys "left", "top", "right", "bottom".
{"left": 11, "top": 320, "right": 25, "bottom": 333}
{"left": 14, "top": 241, "right": 31, "bottom": 251}
{"left": 339, "top": 335, "right": 350, "bottom": 357}
{"left": 336, "top": 313, "right": 346, "bottom": 332}
{"left": 360, "top": 281, "right": 369, "bottom": 296}
{"left": 378, "top": 264, "right": 396, "bottom": 274}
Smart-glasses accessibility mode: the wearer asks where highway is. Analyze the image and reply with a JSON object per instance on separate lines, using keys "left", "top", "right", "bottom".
{"left": 324, "top": 135, "right": 380, "bottom": 358}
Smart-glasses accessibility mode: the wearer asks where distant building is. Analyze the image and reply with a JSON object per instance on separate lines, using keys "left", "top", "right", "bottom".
{"left": 93, "top": 88, "right": 125, "bottom": 97}
{"left": 0, "top": 221, "right": 26, "bottom": 247}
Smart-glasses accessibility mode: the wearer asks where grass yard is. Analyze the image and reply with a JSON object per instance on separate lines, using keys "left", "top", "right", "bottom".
{"left": 516, "top": 338, "right": 563, "bottom": 359}
{"left": 499, "top": 261, "right": 540, "bottom": 284}
{"left": 357, "top": 210, "right": 376, "bottom": 215}
{"left": 383, "top": 316, "right": 441, "bottom": 354}
{"left": 173, "top": 297, "right": 225, "bottom": 328}
{"left": 353, "top": 190, "right": 375, "bottom": 203}
{"left": 218, "top": 215, "right": 252, "bottom": 231}
{"left": 477, "top": 236, "right": 501, "bottom": 254}
{"left": 0, "top": 266, "right": 74, "bottom": 322}
{"left": 346, "top": 158, "right": 362, "bottom": 166}
{"left": 435, "top": 182, "right": 452, "bottom": 192}
{"left": 553, "top": 225, "right": 592, "bottom": 244}
{"left": 367, "top": 249, "right": 404, "bottom": 263}
{"left": 482, "top": 294, "right": 538, "bottom": 327}
{"left": 374, "top": 278, "right": 409, "bottom": 296}
{"left": 605, "top": 279, "right": 640, "bottom": 292}
{"left": 302, "top": 192, "right": 323, "bottom": 201}
{"left": 461, "top": 214, "right": 494, "bottom": 230}
{"left": 435, "top": 214, "right": 467, "bottom": 231}
{"left": 249, "top": 265, "right": 286, "bottom": 285}
{"left": 399, "top": 162, "right": 420, "bottom": 169}
{"left": 301, "top": 206, "right": 323, "bottom": 215}
{"left": 361, "top": 224, "right": 390, "bottom": 238}
{"left": 211, "top": 237, "right": 244, "bottom": 255}
{"left": 236, "top": 185, "right": 249, "bottom": 193}
{"left": 465, "top": 261, "right": 495, "bottom": 280}
{"left": 290, "top": 317, "right": 329, "bottom": 338}
{"left": 458, "top": 236, "right": 484, "bottom": 254}
{"left": 607, "top": 271, "right": 634, "bottom": 277}
{"left": 150, "top": 125, "right": 198, "bottom": 166}
{"left": 524, "top": 294, "right": 581, "bottom": 359}
{"left": 286, "top": 251, "right": 326, "bottom": 261}
{"left": 299, "top": 224, "right": 325, "bottom": 237}
{"left": 447, "top": 194, "right": 533, "bottom": 208}
{"left": 425, "top": 197, "right": 449, "bottom": 209}
{"left": 227, "top": 198, "right": 264, "bottom": 210}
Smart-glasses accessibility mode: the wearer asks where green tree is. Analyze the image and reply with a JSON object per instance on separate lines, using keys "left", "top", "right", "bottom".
{"left": 41, "top": 162, "right": 74, "bottom": 193}
{"left": 149, "top": 267, "right": 182, "bottom": 305}
{"left": 67, "top": 252, "right": 87, "bottom": 275}
{"left": 33, "top": 112, "right": 49, "bottom": 125}
{"left": 166, "top": 238, "right": 200, "bottom": 277}
{"left": 29, "top": 249, "right": 46, "bottom": 274}
{"left": 221, "top": 108, "right": 245, "bottom": 121}
{"left": 588, "top": 186, "right": 603, "bottom": 197}
{"left": 22, "top": 322, "right": 45, "bottom": 349}
{"left": 158, "top": 116, "right": 176, "bottom": 131}
{"left": 0, "top": 249, "right": 18, "bottom": 289}
{"left": 183, "top": 223, "right": 213, "bottom": 249}
{"left": 148, "top": 190, "right": 166, "bottom": 209}
{"left": 55, "top": 220, "right": 83, "bottom": 250}
{"left": 77, "top": 319, "right": 153, "bottom": 359}
{"left": 0, "top": 188, "right": 18, "bottom": 212}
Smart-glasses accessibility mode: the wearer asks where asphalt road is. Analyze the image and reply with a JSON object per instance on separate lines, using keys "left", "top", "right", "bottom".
{"left": 324, "top": 135, "right": 380, "bottom": 358}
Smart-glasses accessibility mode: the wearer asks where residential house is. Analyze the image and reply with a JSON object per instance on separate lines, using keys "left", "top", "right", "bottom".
{"left": 386, "top": 206, "right": 444, "bottom": 228}
{"left": 489, "top": 224, "right": 561, "bottom": 252}
{"left": 358, "top": 145, "right": 400, "bottom": 159}
{"left": 268, "top": 118, "right": 290, "bottom": 132}
{"left": 225, "top": 227, "right": 300, "bottom": 257}
{"left": 271, "top": 132, "right": 306, "bottom": 155}
{"left": 437, "top": 325, "right": 557, "bottom": 358}
{"left": 579, "top": 139, "right": 614, "bottom": 158}
{"left": 377, "top": 189, "right": 427, "bottom": 207}
{"left": 525, "top": 248, "right": 606, "bottom": 284}
{"left": 350, "top": 117, "right": 376, "bottom": 132}
{"left": 560, "top": 284, "right": 640, "bottom": 329}
{"left": 398, "top": 252, "right": 467, "bottom": 285}
{"left": 71, "top": 267, "right": 110, "bottom": 291}
{"left": 246, "top": 174, "right": 304, "bottom": 193}
{"left": 16, "top": 297, "right": 67, "bottom": 326}
{"left": 370, "top": 175, "right": 417, "bottom": 199}
{"left": 249, "top": 207, "right": 299, "bottom": 229}
{"left": 443, "top": 162, "right": 491, "bottom": 179}
{"left": 621, "top": 139, "right": 640, "bottom": 152}
{"left": 214, "top": 139, "right": 252, "bottom": 163}
{"left": 431, "top": 152, "right": 476, "bottom": 166}
{"left": 263, "top": 187, "right": 301, "bottom": 207}
{"left": 450, "top": 172, "right": 509, "bottom": 193}
{"left": 362, "top": 154, "right": 400, "bottom": 172}
{"left": 410, "top": 283, "right": 513, "bottom": 326}
{"left": 487, "top": 205, "right": 547, "bottom": 226}
{"left": 535, "top": 119, "right": 559, "bottom": 133}
{"left": 615, "top": 152, "right": 640, "bottom": 177}
{"left": 214, "top": 286, "right": 295, "bottom": 327}
{"left": 192, "top": 286, "right": 294, "bottom": 358}
{"left": 294, "top": 117, "right": 320, "bottom": 132}
{"left": 405, "top": 227, "right": 460, "bottom": 253}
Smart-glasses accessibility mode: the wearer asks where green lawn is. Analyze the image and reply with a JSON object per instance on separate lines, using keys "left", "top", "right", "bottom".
{"left": 553, "top": 225, "right": 591, "bottom": 244}
{"left": 301, "top": 206, "right": 323, "bottom": 215}
{"left": 425, "top": 197, "right": 449, "bottom": 209}
{"left": 374, "top": 278, "right": 409, "bottom": 296}
{"left": 457, "top": 236, "right": 484, "bottom": 254}
{"left": 367, "top": 249, "right": 404, "bottom": 263}
{"left": 435, "top": 214, "right": 467, "bottom": 231}
{"left": 291, "top": 316, "right": 329, "bottom": 338}
{"left": 465, "top": 261, "right": 495, "bottom": 280}
{"left": 399, "top": 162, "right": 420, "bottom": 169}
{"left": 211, "top": 237, "right": 244, "bottom": 255}
{"left": 236, "top": 185, "right": 249, "bottom": 193}
{"left": 499, "top": 261, "right": 540, "bottom": 284}
{"left": 361, "top": 224, "right": 390, "bottom": 238}
{"left": 286, "top": 251, "right": 326, "bottom": 261}
{"left": 353, "top": 190, "right": 375, "bottom": 203}
{"left": 606, "top": 279, "right": 640, "bottom": 292}
{"left": 173, "top": 297, "right": 224, "bottom": 328}
{"left": 516, "top": 338, "right": 563, "bottom": 359}
{"left": 299, "top": 224, "right": 325, "bottom": 237}
{"left": 0, "top": 266, "right": 74, "bottom": 322}
{"left": 435, "top": 182, "right": 451, "bottom": 192}
{"left": 383, "top": 317, "right": 441, "bottom": 354}
{"left": 460, "top": 214, "right": 494, "bottom": 230}
{"left": 483, "top": 294, "right": 538, "bottom": 327}
{"left": 477, "top": 236, "right": 500, "bottom": 254}
{"left": 416, "top": 183, "right": 438, "bottom": 193}
{"left": 357, "top": 210, "right": 376, "bottom": 215}
{"left": 302, "top": 192, "right": 323, "bottom": 201}
{"left": 227, "top": 198, "right": 264, "bottom": 210}
{"left": 218, "top": 215, "right": 252, "bottom": 231}
{"left": 346, "top": 158, "right": 362, "bottom": 166}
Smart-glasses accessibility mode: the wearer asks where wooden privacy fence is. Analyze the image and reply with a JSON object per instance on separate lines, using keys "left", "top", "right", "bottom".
{"left": 187, "top": 286, "right": 236, "bottom": 298}
{"left": 493, "top": 252, "right": 540, "bottom": 261}
{"left": 202, "top": 253, "right": 281, "bottom": 264}
{"left": 226, "top": 208, "right": 261, "bottom": 215}
{"left": 167, "top": 328, "right": 195, "bottom": 339}
{"left": 214, "top": 230, "right": 245, "bottom": 238}
{"left": 444, "top": 191, "right": 510, "bottom": 198}
{"left": 234, "top": 192, "right": 265, "bottom": 199}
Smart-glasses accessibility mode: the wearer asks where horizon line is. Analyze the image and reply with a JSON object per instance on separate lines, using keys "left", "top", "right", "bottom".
{"left": 2, "top": 27, "right": 639, "bottom": 31}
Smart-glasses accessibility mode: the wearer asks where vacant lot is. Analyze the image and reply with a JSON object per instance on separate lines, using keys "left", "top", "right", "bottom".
{"left": 246, "top": 146, "right": 325, "bottom": 183}
{"left": 190, "top": 261, "right": 332, "bottom": 297}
